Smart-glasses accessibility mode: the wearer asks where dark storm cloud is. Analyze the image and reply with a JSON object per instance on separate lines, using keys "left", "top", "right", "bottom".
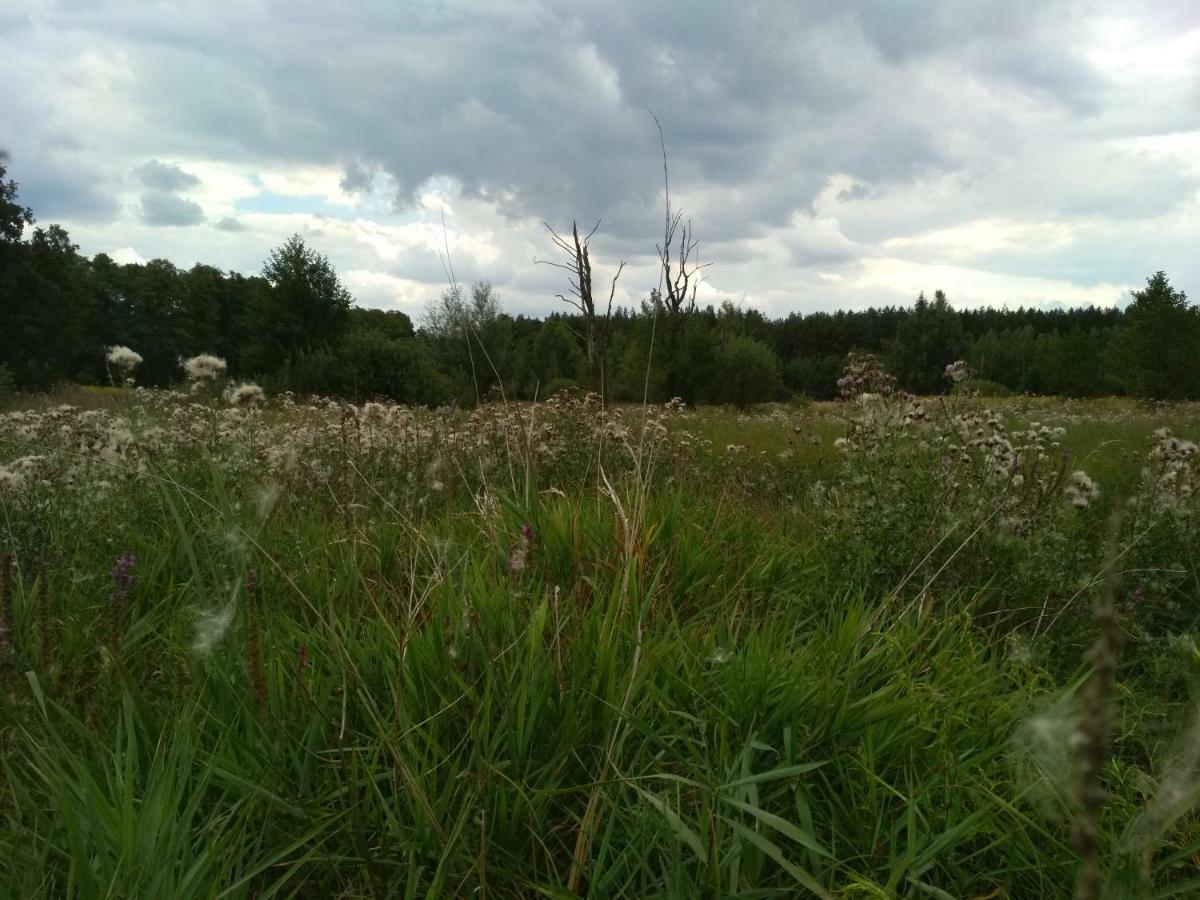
{"left": 1, "top": 0, "right": 1197, "bottom": 311}
{"left": 140, "top": 191, "right": 205, "bottom": 226}
{"left": 62, "top": 0, "right": 995, "bottom": 224}
{"left": 136, "top": 159, "right": 200, "bottom": 191}
{"left": 17, "top": 158, "right": 121, "bottom": 224}
{"left": 0, "top": 1, "right": 1160, "bottom": 225}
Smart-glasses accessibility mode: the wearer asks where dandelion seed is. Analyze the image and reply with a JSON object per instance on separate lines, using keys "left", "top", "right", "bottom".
{"left": 707, "top": 646, "right": 732, "bottom": 665}
{"left": 191, "top": 605, "right": 235, "bottom": 655}
{"left": 254, "top": 482, "right": 281, "bottom": 520}
{"left": 1010, "top": 694, "right": 1079, "bottom": 821}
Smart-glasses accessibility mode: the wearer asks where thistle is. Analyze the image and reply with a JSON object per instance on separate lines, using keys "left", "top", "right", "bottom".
{"left": 105, "top": 345, "right": 143, "bottom": 382}
{"left": 181, "top": 354, "right": 228, "bottom": 381}
{"left": 508, "top": 522, "right": 536, "bottom": 573}
{"left": 107, "top": 551, "right": 136, "bottom": 649}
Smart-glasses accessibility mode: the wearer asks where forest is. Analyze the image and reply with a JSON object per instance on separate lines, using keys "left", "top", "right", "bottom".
{"left": 3, "top": 159, "right": 1198, "bottom": 406}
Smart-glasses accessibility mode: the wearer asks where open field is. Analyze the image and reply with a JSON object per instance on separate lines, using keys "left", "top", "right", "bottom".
{"left": 2, "top": 385, "right": 1200, "bottom": 897}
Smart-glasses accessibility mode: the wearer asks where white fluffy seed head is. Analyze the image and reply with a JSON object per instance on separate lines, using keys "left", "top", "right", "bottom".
{"left": 182, "top": 354, "right": 228, "bottom": 380}
{"left": 224, "top": 382, "right": 266, "bottom": 407}
{"left": 191, "top": 605, "right": 235, "bottom": 656}
{"left": 106, "top": 345, "right": 143, "bottom": 372}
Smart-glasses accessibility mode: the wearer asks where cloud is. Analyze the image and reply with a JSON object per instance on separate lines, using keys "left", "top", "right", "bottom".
{"left": 135, "top": 159, "right": 200, "bottom": 191}
{"left": 140, "top": 191, "right": 205, "bottom": 226}
{"left": 110, "top": 246, "right": 147, "bottom": 265}
{"left": 0, "top": 0, "right": 1197, "bottom": 315}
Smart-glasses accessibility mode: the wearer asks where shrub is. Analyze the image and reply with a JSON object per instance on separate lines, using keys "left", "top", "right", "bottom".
{"left": 955, "top": 377, "right": 1013, "bottom": 397}
{"left": 711, "top": 335, "right": 786, "bottom": 408}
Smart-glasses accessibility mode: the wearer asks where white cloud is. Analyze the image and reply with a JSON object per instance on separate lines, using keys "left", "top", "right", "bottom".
{"left": 110, "top": 247, "right": 147, "bottom": 265}
{"left": 3, "top": 0, "right": 1198, "bottom": 316}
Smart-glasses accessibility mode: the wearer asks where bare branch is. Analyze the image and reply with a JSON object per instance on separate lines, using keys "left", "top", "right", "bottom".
{"left": 541, "top": 216, "right": 619, "bottom": 398}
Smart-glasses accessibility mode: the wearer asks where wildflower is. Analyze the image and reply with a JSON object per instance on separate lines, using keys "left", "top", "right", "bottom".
{"left": 0, "top": 466, "right": 24, "bottom": 494}
{"left": 106, "top": 345, "right": 143, "bottom": 374}
{"left": 508, "top": 522, "right": 536, "bottom": 573}
{"left": 944, "top": 360, "right": 971, "bottom": 384}
{"left": 838, "top": 351, "right": 896, "bottom": 399}
{"left": 109, "top": 552, "right": 136, "bottom": 605}
{"left": 182, "top": 354, "right": 227, "bottom": 380}
{"left": 1064, "top": 470, "right": 1100, "bottom": 509}
{"left": 107, "top": 551, "right": 136, "bottom": 647}
{"left": 223, "top": 382, "right": 266, "bottom": 407}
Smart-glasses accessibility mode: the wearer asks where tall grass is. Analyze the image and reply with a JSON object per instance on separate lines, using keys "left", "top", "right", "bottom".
{"left": 2, "top": 388, "right": 1200, "bottom": 896}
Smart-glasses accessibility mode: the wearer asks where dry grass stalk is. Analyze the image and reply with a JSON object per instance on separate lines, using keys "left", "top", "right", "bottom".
{"left": 1072, "top": 510, "right": 1125, "bottom": 900}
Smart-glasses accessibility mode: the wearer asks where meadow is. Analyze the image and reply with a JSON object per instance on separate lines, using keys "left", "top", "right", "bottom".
{"left": 2, "top": 363, "right": 1200, "bottom": 898}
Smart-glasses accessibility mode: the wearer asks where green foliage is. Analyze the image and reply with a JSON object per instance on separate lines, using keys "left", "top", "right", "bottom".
{"left": 2, "top": 391, "right": 1200, "bottom": 896}
{"left": 0, "top": 363, "right": 14, "bottom": 404}
{"left": 888, "top": 289, "right": 967, "bottom": 394}
{"left": 7, "top": 393, "right": 1200, "bottom": 897}
{"left": 0, "top": 157, "right": 34, "bottom": 244}
{"left": 711, "top": 334, "right": 786, "bottom": 407}
{"left": 274, "top": 328, "right": 448, "bottom": 404}
{"left": 954, "top": 377, "right": 1012, "bottom": 397}
{"left": 0, "top": 157, "right": 1196, "bottom": 403}
{"left": 785, "top": 353, "right": 843, "bottom": 400}
{"left": 1108, "top": 272, "right": 1200, "bottom": 400}
{"left": 241, "top": 234, "right": 353, "bottom": 373}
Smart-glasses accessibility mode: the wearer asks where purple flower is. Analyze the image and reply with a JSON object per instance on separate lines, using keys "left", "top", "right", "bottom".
{"left": 109, "top": 552, "right": 136, "bottom": 604}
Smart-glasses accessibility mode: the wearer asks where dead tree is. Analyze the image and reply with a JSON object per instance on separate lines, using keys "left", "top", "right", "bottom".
{"left": 651, "top": 112, "right": 709, "bottom": 396}
{"left": 536, "top": 220, "right": 624, "bottom": 399}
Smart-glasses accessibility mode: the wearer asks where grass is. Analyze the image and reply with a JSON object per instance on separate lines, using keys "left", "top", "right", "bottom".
{"left": 2, "top": 386, "right": 1200, "bottom": 896}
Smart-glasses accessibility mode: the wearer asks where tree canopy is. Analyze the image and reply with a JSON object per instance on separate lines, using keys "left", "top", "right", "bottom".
{"left": 1, "top": 159, "right": 1197, "bottom": 404}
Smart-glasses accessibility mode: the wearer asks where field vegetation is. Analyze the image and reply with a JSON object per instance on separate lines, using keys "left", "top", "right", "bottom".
{"left": 3, "top": 355, "right": 1200, "bottom": 897}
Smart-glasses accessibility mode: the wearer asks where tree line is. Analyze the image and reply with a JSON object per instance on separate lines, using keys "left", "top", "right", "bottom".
{"left": 3, "top": 159, "right": 1198, "bottom": 405}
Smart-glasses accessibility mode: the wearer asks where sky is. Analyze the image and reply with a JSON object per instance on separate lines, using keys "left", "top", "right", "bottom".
{"left": 2, "top": 0, "right": 1199, "bottom": 321}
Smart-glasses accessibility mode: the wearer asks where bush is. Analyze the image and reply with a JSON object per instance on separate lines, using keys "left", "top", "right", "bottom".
{"left": 542, "top": 376, "right": 580, "bottom": 398}
{"left": 272, "top": 330, "right": 449, "bottom": 405}
{"left": 784, "top": 354, "right": 843, "bottom": 399}
{"left": 710, "top": 335, "right": 786, "bottom": 408}
{"left": 955, "top": 377, "right": 1012, "bottom": 397}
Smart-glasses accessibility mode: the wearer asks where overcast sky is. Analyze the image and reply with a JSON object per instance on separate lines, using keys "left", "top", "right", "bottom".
{"left": 3, "top": 0, "right": 1199, "bottom": 320}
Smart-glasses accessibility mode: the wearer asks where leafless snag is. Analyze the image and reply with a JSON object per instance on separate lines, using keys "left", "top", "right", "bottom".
{"left": 648, "top": 112, "right": 710, "bottom": 397}
{"left": 649, "top": 112, "right": 710, "bottom": 322}
{"left": 535, "top": 219, "right": 624, "bottom": 399}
